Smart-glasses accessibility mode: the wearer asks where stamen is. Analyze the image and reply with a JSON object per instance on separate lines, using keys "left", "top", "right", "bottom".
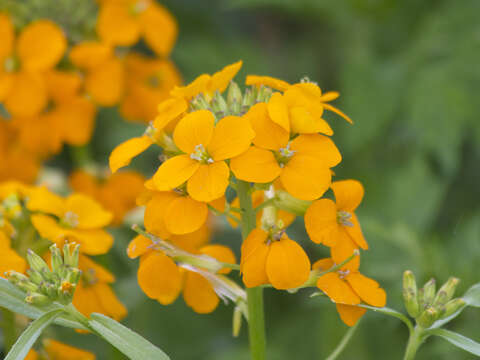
{"left": 337, "top": 210, "right": 354, "bottom": 227}
{"left": 63, "top": 211, "right": 79, "bottom": 228}
{"left": 190, "top": 144, "right": 214, "bottom": 164}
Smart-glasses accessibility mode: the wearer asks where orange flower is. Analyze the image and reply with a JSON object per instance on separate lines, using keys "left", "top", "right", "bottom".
{"left": 27, "top": 187, "right": 114, "bottom": 255}
{"left": 73, "top": 255, "right": 127, "bottom": 320}
{"left": 27, "top": 339, "right": 96, "bottom": 360}
{"left": 97, "top": 0, "right": 177, "bottom": 57}
{"left": 0, "top": 231, "right": 27, "bottom": 276}
{"left": 69, "top": 170, "right": 145, "bottom": 226}
{"left": 230, "top": 102, "right": 341, "bottom": 200}
{"left": 313, "top": 257, "right": 386, "bottom": 326}
{"left": 128, "top": 234, "right": 235, "bottom": 313}
{"left": 0, "top": 15, "right": 67, "bottom": 117}
{"left": 305, "top": 180, "right": 368, "bottom": 268}
{"left": 152, "top": 110, "right": 255, "bottom": 202}
{"left": 120, "top": 53, "right": 182, "bottom": 123}
{"left": 70, "top": 41, "right": 125, "bottom": 106}
{"left": 240, "top": 228, "right": 311, "bottom": 289}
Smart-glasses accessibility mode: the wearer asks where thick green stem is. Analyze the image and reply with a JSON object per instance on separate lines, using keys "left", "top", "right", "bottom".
{"left": 237, "top": 181, "right": 266, "bottom": 360}
{"left": 403, "top": 325, "right": 426, "bottom": 360}
{"left": 1, "top": 309, "right": 16, "bottom": 352}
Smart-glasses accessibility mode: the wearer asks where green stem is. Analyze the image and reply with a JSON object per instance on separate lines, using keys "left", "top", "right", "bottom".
{"left": 326, "top": 317, "right": 361, "bottom": 360}
{"left": 237, "top": 181, "right": 266, "bottom": 360}
{"left": 63, "top": 303, "right": 90, "bottom": 329}
{"left": 403, "top": 325, "right": 426, "bottom": 360}
{"left": 1, "top": 309, "right": 16, "bottom": 352}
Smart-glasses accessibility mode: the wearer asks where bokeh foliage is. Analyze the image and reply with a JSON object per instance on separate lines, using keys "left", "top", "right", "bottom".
{"left": 2, "top": 0, "right": 479, "bottom": 358}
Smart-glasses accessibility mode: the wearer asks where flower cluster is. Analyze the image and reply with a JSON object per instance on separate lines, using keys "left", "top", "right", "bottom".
{"left": 0, "top": 1, "right": 180, "bottom": 183}
{"left": 111, "top": 61, "right": 386, "bottom": 326}
{"left": 0, "top": 181, "right": 126, "bottom": 320}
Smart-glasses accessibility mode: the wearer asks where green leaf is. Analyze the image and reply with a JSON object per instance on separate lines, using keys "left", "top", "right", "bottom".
{"left": 5, "top": 309, "right": 64, "bottom": 360}
{"left": 427, "top": 328, "right": 480, "bottom": 356}
{"left": 88, "top": 313, "right": 170, "bottom": 360}
{"left": 463, "top": 283, "right": 480, "bottom": 308}
{"left": 0, "top": 278, "right": 87, "bottom": 330}
{"left": 358, "top": 305, "right": 414, "bottom": 334}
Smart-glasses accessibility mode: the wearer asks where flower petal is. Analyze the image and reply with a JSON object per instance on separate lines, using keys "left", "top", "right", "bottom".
{"left": 0, "top": 247, "right": 27, "bottom": 275}
{"left": 267, "top": 92, "right": 290, "bottom": 133}
{"left": 331, "top": 231, "right": 360, "bottom": 272}
{"left": 5, "top": 72, "right": 47, "bottom": 117}
{"left": 67, "top": 228, "right": 114, "bottom": 255}
{"left": 183, "top": 271, "right": 219, "bottom": 314}
{"left": 109, "top": 136, "right": 153, "bottom": 173}
{"left": 27, "top": 187, "right": 65, "bottom": 217}
{"left": 266, "top": 237, "right": 311, "bottom": 290}
{"left": 187, "top": 161, "right": 229, "bottom": 202}
{"left": 69, "top": 42, "right": 112, "bottom": 69}
{"left": 93, "top": 282, "right": 128, "bottom": 320}
{"left": 312, "top": 258, "right": 335, "bottom": 272}
{"left": 245, "top": 75, "right": 290, "bottom": 91}
{"left": 208, "top": 115, "right": 255, "bottom": 161}
{"left": 154, "top": 98, "right": 188, "bottom": 131}
{"left": 241, "top": 228, "right": 269, "bottom": 288}
{"left": 144, "top": 191, "right": 178, "bottom": 239}
{"left": 230, "top": 146, "right": 281, "bottom": 183}
{"left": 346, "top": 273, "right": 386, "bottom": 307}
{"left": 173, "top": 110, "right": 214, "bottom": 154}
{"left": 164, "top": 196, "right": 208, "bottom": 234}
{"left": 200, "top": 244, "right": 236, "bottom": 274}
{"left": 58, "top": 97, "right": 96, "bottom": 146}
{"left": 97, "top": 2, "right": 140, "bottom": 46}
{"left": 290, "top": 134, "right": 341, "bottom": 168}
{"left": 281, "top": 154, "right": 331, "bottom": 200}
{"left": 127, "top": 235, "right": 153, "bottom": 259}
{"left": 86, "top": 58, "right": 125, "bottom": 106}
{"left": 345, "top": 213, "right": 368, "bottom": 250}
{"left": 65, "top": 193, "right": 113, "bottom": 229}
{"left": 289, "top": 106, "right": 333, "bottom": 135}
{"left": 304, "top": 199, "right": 340, "bottom": 246}
{"left": 17, "top": 20, "right": 66, "bottom": 71}
{"left": 331, "top": 179, "right": 364, "bottom": 212}
{"left": 246, "top": 103, "right": 288, "bottom": 151}
{"left": 140, "top": 2, "right": 177, "bottom": 57}
{"left": 0, "top": 13, "right": 14, "bottom": 60}
{"left": 208, "top": 61, "right": 242, "bottom": 94}
{"left": 316, "top": 272, "right": 360, "bottom": 305}
{"left": 153, "top": 155, "right": 200, "bottom": 190}
{"left": 138, "top": 252, "right": 182, "bottom": 305}
{"left": 336, "top": 304, "right": 366, "bottom": 326}
{"left": 43, "top": 339, "right": 96, "bottom": 360}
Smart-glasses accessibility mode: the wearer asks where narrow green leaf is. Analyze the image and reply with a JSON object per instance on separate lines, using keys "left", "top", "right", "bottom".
{"left": 428, "top": 328, "right": 480, "bottom": 356}
{"left": 358, "top": 305, "right": 414, "bottom": 334}
{"left": 5, "top": 309, "right": 64, "bottom": 360}
{"left": 0, "top": 278, "right": 87, "bottom": 330}
{"left": 88, "top": 313, "right": 170, "bottom": 360}
{"left": 463, "top": 283, "right": 480, "bottom": 307}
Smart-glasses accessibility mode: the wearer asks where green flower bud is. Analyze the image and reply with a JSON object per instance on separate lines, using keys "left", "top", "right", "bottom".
{"left": 403, "top": 271, "right": 420, "bottom": 317}
{"left": 190, "top": 94, "right": 211, "bottom": 111}
{"left": 63, "top": 243, "right": 80, "bottom": 268}
{"left": 16, "top": 280, "right": 39, "bottom": 293}
{"left": 27, "top": 249, "right": 51, "bottom": 275}
{"left": 232, "top": 305, "right": 243, "bottom": 338}
{"left": 275, "top": 190, "right": 311, "bottom": 216}
{"left": 422, "top": 278, "right": 436, "bottom": 307}
{"left": 4, "top": 270, "right": 29, "bottom": 284}
{"left": 441, "top": 298, "right": 466, "bottom": 319}
{"left": 26, "top": 269, "right": 44, "bottom": 285}
{"left": 435, "top": 277, "right": 459, "bottom": 305}
{"left": 65, "top": 267, "right": 82, "bottom": 286}
{"left": 50, "top": 244, "right": 63, "bottom": 273}
{"left": 25, "top": 293, "right": 51, "bottom": 306}
{"left": 227, "top": 81, "right": 243, "bottom": 115}
{"left": 41, "top": 282, "right": 58, "bottom": 299}
{"left": 417, "top": 307, "right": 439, "bottom": 328}
{"left": 211, "top": 91, "right": 228, "bottom": 118}
{"left": 242, "top": 88, "right": 255, "bottom": 109}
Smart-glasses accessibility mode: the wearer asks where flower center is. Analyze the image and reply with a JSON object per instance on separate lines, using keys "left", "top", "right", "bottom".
{"left": 130, "top": 0, "right": 149, "bottom": 14}
{"left": 62, "top": 211, "right": 79, "bottom": 228}
{"left": 146, "top": 72, "right": 163, "bottom": 88}
{"left": 190, "top": 144, "right": 214, "bottom": 164}
{"left": 337, "top": 210, "right": 354, "bottom": 227}
{"left": 82, "top": 268, "right": 98, "bottom": 287}
{"left": 338, "top": 269, "right": 350, "bottom": 279}
{"left": 275, "top": 143, "right": 295, "bottom": 168}
{"left": 3, "top": 56, "right": 19, "bottom": 73}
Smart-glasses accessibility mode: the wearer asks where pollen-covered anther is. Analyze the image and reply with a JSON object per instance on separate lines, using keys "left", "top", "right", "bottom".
{"left": 190, "top": 144, "right": 214, "bottom": 164}
{"left": 60, "top": 281, "right": 75, "bottom": 293}
{"left": 63, "top": 211, "right": 79, "bottom": 228}
{"left": 275, "top": 144, "right": 296, "bottom": 168}
{"left": 337, "top": 210, "right": 354, "bottom": 227}
{"left": 131, "top": 0, "right": 149, "bottom": 14}
{"left": 337, "top": 269, "right": 350, "bottom": 279}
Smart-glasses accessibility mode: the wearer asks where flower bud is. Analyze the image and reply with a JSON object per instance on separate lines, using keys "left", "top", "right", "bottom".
{"left": 26, "top": 249, "right": 51, "bottom": 275}
{"left": 63, "top": 243, "right": 80, "bottom": 268}
{"left": 190, "top": 94, "right": 210, "bottom": 111}
{"left": 65, "top": 267, "right": 82, "bottom": 285}
{"left": 422, "top": 278, "right": 436, "bottom": 307}
{"left": 403, "top": 271, "right": 420, "bottom": 317}
{"left": 232, "top": 305, "right": 243, "bottom": 338}
{"left": 26, "top": 269, "right": 44, "bottom": 285}
{"left": 242, "top": 88, "right": 255, "bottom": 109}
{"left": 16, "top": 280, "right": 39, "bottom": 293}
{"left": 417, "top": 307, "right": 439, "bottom": 328}
{"left": 435, "top": 277, "right": 459, "bottom": 306}
{"left": 441, "top": 298, "right": 466, "bottom": 319}
{"left": 211, "top": 91, "right": 228, "bottom": 117}
{"left": 227, "top": 81, "right": 242, "bottom": 115}
{"left": 50, "top": 244, "right": 63, "bottom": 273}
{"left": 5, "top": 270, "right": 29, "bottom": 284}
{"left": 25, "top": 293, "right": 51, "bottom": 306}
{"left": 275, "top": 190, "right": 311, "bottom": 216}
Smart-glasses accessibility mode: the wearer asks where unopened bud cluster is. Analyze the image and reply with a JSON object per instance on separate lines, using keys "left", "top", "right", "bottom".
{"left": 5, "top": 243, "right": 81, "bottom": 306}
{"left": 402, "top": 270, "right": 465, "bottom": 328}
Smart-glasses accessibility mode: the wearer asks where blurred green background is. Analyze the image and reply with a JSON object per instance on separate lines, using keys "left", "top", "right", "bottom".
{"left": 4, "top": 0, "right": 480, "bottom": 358}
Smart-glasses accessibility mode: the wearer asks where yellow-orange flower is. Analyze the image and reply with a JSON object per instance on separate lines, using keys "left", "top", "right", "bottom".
{"left": 230, "top": 102, "right": 341, "bottom": 200}
{"left": 27, "top": 187, "right": 114, "bottom": 255}
{"left": 73, "top": 255, "right": 127, "bottom": 320}
{"left": 305, "top": 180, "right": 367, "bottom": 268}
{"left": 27, "top": 339, "right": 95, "bottom": 360}
{"left": 152, "top": 110, "right": 255, "bottom": 202}
{"left": 313, "top": 257, "right": 386, "bottom": 326}
{"left": 69, "top": 170, "right": 145, "bottom": 226}
{"left": 0, "top": 15, "right": 66, "bottom": 117}
{"left": 240, "top": 228, "right": 311, "bottom": 289}
{"left": 128, "top": 234, "right": 235, "bottom": 313}
{"left": 0, "top": 231, "right": 27, "bottom": 276}
{"left": 97, "top": 0, "right": 177, "bottom": 57}
{"left": 120, "top": 53, "right": 182, "bottom": 123}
